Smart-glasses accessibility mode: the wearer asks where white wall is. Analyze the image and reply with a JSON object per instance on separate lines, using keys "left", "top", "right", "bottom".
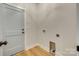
{"left": 37, "top": 4, "right": 77, "bottom": 53}
{"left": 24, "top": 4, "right": 39, "bottom": 49}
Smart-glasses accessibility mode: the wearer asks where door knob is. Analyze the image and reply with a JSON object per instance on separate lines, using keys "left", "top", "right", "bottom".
{"left": 22, "top": 32, "right": 24, "bottom": 34}
{"left": 0, "top": 41, "right": 8, "bottom": 47}
{"left": 0, "top": 41, "right": 3, "bottom": 47}
{"left": 22, "top": 29, "right": 24, "bottom": 31}
{"left": 3, "top": 41, "right": 8, "bottom": 45}
{"left": 22, "top": 28, "right": 24, "bottom": 34}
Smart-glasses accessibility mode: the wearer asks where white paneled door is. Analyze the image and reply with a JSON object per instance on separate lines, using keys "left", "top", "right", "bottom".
{"left": 0, "top": 4, "right": 25, "bottom": 56}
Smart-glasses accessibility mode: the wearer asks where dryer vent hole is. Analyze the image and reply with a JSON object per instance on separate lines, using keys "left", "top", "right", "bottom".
{"left": 56, "top": 34, "right": 60, "bottom": 37}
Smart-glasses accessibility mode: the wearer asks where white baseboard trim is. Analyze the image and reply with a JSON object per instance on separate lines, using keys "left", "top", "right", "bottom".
{"left": 25, "top": 43, "right": 41, "bottom": 51}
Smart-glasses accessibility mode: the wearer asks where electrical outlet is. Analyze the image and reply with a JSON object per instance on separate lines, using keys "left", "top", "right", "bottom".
{"left": 49, "top": 41, "right": 56, "bottom": 55}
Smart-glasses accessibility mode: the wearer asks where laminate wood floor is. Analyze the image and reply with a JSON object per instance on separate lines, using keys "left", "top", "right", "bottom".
{"left": 16, "top": 46, "right": 53, "bottom": 56}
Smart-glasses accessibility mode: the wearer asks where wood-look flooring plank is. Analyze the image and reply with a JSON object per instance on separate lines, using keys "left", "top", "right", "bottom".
{"left": 16, "top": 46, "right": 52, "bottom": 56}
